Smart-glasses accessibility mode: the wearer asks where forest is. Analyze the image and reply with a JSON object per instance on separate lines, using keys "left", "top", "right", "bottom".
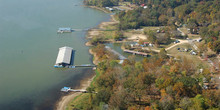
{"left": 84, "top": 0, "right": 220, "bottom": 53}
{"left": 76, "top": 0, "right": 220, "bottom": 109}
{"left": 73, "top": 44, "right": 219, "bottom": 110}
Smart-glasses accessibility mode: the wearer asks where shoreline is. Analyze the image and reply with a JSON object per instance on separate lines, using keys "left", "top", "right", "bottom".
{"left": 55, "top": 6, "right": 116, "bottom": 110}
{"left": 86, "top": 6, "right": 111, "bottom": 13}
{"left": 56, "top": 75, "right": 95, "bottom": 110}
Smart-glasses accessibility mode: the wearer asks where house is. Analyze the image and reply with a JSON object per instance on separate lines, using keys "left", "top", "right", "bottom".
{"left": 149, "top": 43, "right": 153, "bottom": 47}
{"left": 156, "top": 30, "right": 160, "bottom": 33}
{"left": 196, "top": 38, "right": 202, "bottom": 42}
{"left": 140, "top": 4, "right": 145, "bottom": 7}
{"left": 109, "top": 8, "right": 114, "bottom": 11}
{"left": 191, "top": 51, "right": 197, "bottom": 55}
{"left": 144, "top": 42, "right": 149, "bottom": 46}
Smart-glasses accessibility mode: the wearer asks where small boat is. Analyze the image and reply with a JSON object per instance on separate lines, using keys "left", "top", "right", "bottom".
{"left": 69, "top": 66, "right": 75, "bottom": 68}
{"left": 54, "top": 65, "right": 63, "bottom": 68}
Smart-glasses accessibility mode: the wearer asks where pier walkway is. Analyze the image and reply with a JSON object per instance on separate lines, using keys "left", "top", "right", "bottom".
{"left": 123, "top": 49, "right": 148, "bottom": 56}
{"left": 105, "top": 46, "right": 127, "bottom": 60}
{"left": 105, "top": 46, "right": 127, "bottom": 64}
{"left": 74, "top": 64, "right": 96, "bottom": 68}
{"left": 61, "top": 87, "right": 87, "bottom": 92}
{"left": 72, "top": 29, "right": 89, "bottom": 31}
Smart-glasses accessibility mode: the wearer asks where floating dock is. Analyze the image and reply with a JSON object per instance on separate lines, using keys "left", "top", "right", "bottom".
{"left": 57, "top": 28, "right": 72, "bottom": 33}
{"left": 54, "top": 46, "right": 73, "bottom": 68}
{"left": 57, "top": 27, "right": 89, "bottom": 33}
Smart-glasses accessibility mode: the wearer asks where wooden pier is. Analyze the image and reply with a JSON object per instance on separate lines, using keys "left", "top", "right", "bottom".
{"left": 124, "top": 49, "right": 148, "bottom": 56}
{"left": 61, "top": 87, "right": 87, "bottom": 92}
{"left": 72, "top": 29, "right": 89, "bottom": 31}
{"left": 74, "top": 64, "right": 96, "bottom": 68}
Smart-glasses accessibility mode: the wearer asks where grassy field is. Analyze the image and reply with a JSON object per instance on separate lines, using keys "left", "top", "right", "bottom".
{"left": 143, "top": 26, "right": 160, "bottom": 32}
{"left": 167, "top": 43, "right": 209, "bottom": 68}
{"left": 179, "top": 27, "right": 201, "bottom": 39}
{"left": 66, "top": 93, "right": 90, "bottom": 110}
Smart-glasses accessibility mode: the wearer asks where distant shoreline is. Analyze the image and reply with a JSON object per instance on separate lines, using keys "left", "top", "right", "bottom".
{"left": 85, "top": 5, "right": 111, "bottom": 13}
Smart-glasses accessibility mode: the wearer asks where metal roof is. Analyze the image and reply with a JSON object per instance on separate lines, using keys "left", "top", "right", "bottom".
{"left": 55, "top": 46, "right": 73, "bottom": 65}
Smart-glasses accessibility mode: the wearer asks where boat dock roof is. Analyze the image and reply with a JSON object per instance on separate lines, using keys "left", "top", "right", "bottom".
{"left": 55, "top": 46, "right": 73, "bottom": 65}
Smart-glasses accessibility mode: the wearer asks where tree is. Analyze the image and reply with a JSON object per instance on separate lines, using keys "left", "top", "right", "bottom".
{"left": 113, "top": 31, "right": 124, "bottom": 41}
{"left": 198, "top": 43, "right": 207, "bottom": 56}
{"left": 159, "top": 95, "right": 175, "bottom": 110}
{"left": 95, "top": 89, "right": 111, "bottom": 104}
{"left": 212, "top": 40, "right": 220, "bottom": 53}
{"left": 146, "top": 30, "right": 156, "bottom": 43}
{"left": 189, "top": 95, "right": 205, "bottom": 110}
{"left": 158, "top": 15, "right": 168, "bottom": 25}
{"left": 173, "top": 82, "right": 185, "bottom": 98}
{"left": 159, "top": 48, "right": 168, "bottom": 59}
{"left": 179, "top": 97, "right": 192, "bottom": 110}
{"left": 109, "top": 90, "right": 132, "bottom": 110}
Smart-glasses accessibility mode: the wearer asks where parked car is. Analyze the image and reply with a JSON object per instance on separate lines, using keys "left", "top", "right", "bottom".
{"left": 174, "top": 40, "right": 180, "bottom": 44}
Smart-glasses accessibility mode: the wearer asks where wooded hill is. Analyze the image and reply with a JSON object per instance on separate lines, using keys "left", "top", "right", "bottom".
{"left": 84, "top": 0, "right": 220, "bottom": 53}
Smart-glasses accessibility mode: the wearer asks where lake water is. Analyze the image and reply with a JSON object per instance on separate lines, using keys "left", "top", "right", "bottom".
{"left": 0, "top": 0, "right": 110, "bottom": 109}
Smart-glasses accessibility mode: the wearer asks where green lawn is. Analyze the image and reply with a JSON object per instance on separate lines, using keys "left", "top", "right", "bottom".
{"left": 66, "top": 93, "right": 90, "bottom": 110}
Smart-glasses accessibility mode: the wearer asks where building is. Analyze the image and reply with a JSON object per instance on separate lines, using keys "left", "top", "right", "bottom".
{"left": 196, "top": 38, "right": 202, "bottom": 42}
{"left": 54, "top": 46, "right": 73, "bottom": 68}
{"left": 57, "top": 28, "right": 72, "bottom": 33}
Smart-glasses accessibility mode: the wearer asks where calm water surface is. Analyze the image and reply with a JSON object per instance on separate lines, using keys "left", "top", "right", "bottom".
{"left": 0, "top": 0, "right": 109, "bottom": 109}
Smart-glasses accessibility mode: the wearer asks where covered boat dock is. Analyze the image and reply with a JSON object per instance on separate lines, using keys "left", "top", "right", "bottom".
{"left": 54, "top": 46, "right": 96, "bottom": 68}
{"left": 54, "top": 46, "right": 73, "bottom": 68}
